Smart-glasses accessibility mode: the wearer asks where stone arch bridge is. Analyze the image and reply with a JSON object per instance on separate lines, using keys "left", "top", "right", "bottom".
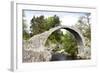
{"left": 23, "top": 25, "right": 85, "bottom": 62}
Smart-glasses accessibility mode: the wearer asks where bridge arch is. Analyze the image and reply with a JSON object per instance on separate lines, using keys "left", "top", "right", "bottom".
{"left": 43, "top": 25, "right": 85, "bottom": 54}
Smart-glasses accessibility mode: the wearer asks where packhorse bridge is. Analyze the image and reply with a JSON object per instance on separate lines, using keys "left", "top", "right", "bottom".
{"left": 23, "top": 25, "right": 85, "bottom": 62}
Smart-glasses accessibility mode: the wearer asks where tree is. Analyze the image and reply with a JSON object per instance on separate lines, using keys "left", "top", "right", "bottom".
{"left": 30, "top": 15, "right": 60, "bottom": 36}
{"left": 22, "top": 11, "right": 30, "bottom": 40}
{"left": 61, "top": 31, "right": 78, "bottom": 57}
{"left": 75, "top": 15, "right": 91, "bottom": 48}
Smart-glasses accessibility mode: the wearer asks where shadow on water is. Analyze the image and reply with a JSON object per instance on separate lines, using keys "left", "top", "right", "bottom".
{"left": 50, "top": 53, "right": 80, "bottom": 61}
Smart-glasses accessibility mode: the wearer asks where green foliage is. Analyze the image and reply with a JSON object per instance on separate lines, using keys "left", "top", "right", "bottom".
{"left": 30, "top": 15, "right": 60, "bottom": 36}
{"left": 23, "top": 30, "right": 30, "bottom": 40}
{"left": 30, "top": 16, "right": 46, "bottom": 36}
{"left": 46, "top": 29, "right": 78, "bottom": 57}
{"left": 75, "top": 16, "right": 91, "bottom": 48}
{"left": 62, "top": 32, "right": 78, "bottom": 56}
{"left": 22, "top": 11, "right": 30, "bottom": 40}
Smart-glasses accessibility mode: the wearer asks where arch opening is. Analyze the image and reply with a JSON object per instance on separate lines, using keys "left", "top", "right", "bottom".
{"left": 44, "top": 26, "right": 84, "bottom": 60}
